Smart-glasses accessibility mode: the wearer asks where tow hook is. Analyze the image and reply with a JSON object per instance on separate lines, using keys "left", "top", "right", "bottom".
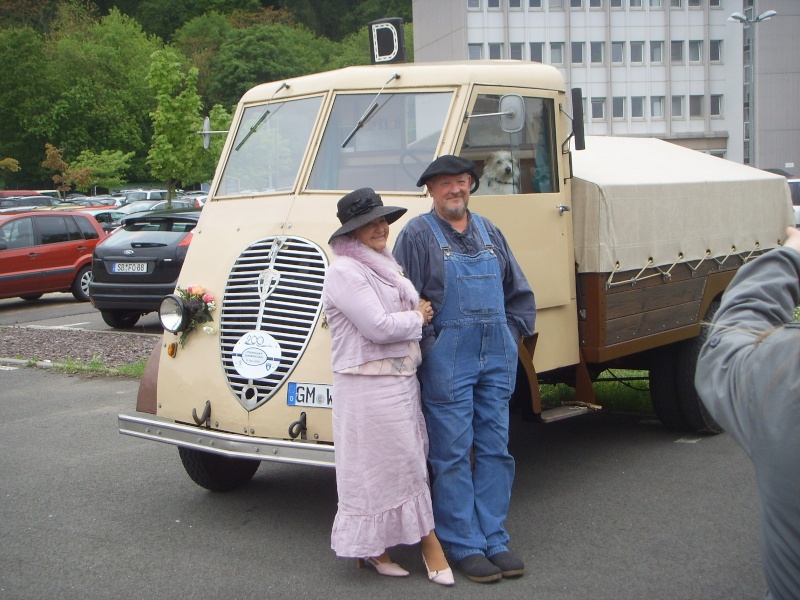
{"left": 288, "top": 412, "right": 307, "bottom": 440}
{"left": 192, "top": 400, "right": 211, "bottom": 427}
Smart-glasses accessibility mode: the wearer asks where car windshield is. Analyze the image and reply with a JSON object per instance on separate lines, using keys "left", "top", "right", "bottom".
{"left": 307, "top": 91, "right": 453, "bottom": 192}
{"left": 218, "top": 95, "right": 324, "bottom": 197}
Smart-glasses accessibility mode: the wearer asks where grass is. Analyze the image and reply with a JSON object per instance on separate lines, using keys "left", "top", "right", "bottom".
{"left": 540, "top": 369, "right": 654, "bottom": 414}
{"left": 51, "top": 355, "right": 148, "bottom": 378}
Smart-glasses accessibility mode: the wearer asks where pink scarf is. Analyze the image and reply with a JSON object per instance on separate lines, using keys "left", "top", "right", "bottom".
{"left": 329, "top": 235, "right": 419, "bottom": 309}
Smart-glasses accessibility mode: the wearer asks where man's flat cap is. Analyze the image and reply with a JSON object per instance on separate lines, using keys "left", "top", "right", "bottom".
{"left": 416, "top": 155, "right": 480, "bottom": 193}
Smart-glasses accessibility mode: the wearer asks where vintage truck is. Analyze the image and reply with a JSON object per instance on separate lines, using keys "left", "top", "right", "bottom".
{"left": 118, "top": 56, "right": 792, "bottom": 491}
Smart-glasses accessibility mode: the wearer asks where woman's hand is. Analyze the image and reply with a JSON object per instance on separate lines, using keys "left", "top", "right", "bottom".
{"left": 415, "top": 299, "right": 434, "bottom": 327}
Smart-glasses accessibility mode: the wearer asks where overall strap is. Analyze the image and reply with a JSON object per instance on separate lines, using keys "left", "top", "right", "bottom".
{"left": 422, "top": 213, "right": 451, "bottom": 256}
{"left": 471, "top": 214, "right": 494, "bottom": 252}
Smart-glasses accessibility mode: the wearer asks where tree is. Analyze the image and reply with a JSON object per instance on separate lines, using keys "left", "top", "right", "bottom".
{"left": 70, "top": 149, "right": 134, "bottom": 193}
{"left": 41, "top": 143, "right": 91, "bottom": 197}
{"left": 147, "top": 49, "right": 223, "bottom": 199}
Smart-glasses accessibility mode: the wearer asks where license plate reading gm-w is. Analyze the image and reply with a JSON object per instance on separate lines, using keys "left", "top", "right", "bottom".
{"left": 287, "top": 383, "right": 333, "bottom": 409}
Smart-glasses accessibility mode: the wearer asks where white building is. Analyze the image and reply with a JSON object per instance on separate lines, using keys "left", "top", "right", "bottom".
{"left": 412, "top": 0, "right": 799, "bottom": 174}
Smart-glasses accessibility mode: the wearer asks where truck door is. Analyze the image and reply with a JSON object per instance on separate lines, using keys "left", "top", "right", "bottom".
{"left": 455, "top": 90, "right": 579, "bottom": 373}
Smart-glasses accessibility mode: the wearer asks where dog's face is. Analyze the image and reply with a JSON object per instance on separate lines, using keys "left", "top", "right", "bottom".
{"left": 483, "top": 151, "right": 520, "bottom": 184}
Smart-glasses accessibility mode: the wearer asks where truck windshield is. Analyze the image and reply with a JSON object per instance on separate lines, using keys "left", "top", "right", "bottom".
{"left": 307, "top": 91, "right": 453, "bottom": 192}
{"left": 218, "top": 95, "right": 324, "bottom": 197}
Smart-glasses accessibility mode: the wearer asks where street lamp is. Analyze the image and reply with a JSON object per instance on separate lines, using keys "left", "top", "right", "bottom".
{"left": 728, "top": 9, "right": 778, "bottom": 166}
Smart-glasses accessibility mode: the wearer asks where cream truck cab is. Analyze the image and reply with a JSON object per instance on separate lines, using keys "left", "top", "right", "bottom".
{"left": 119, "top": 52, "right": 792, "bottom": 491}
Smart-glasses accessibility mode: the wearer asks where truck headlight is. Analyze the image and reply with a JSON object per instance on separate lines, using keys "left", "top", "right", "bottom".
{"left": 160, "top": 294, "right": 189, "bottom": 333}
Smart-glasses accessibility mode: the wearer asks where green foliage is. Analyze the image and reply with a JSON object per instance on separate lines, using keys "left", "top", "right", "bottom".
{"left": 70, "top": 149, "right": 134, "bottom": 192}
{"left": 207, "top": 22, "right": 334, "bottom": 109}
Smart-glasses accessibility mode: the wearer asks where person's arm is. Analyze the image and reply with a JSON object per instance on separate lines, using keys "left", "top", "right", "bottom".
{"left": 696, "top": 228, "right": 800, "bottom": 447}
{"left": 325, "top": 259, "right": 423, "bottom": 345}
{"left": 489, "top": 227, "right": 536, "bottom": 340}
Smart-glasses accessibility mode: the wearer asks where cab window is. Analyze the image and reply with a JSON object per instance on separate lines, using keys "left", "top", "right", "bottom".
{"left": 458, "top": 94, "right": 558, "bottom": 194}
{"left": 219, "top": 95, "right": 324, "bottom": 197}
{"left": 307, "top": 91, "right": 453, "bottom": 192}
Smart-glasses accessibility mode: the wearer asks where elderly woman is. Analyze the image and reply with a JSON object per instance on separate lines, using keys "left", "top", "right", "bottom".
{"left": 322, "top": 188, "right": 453, "bottom": 586}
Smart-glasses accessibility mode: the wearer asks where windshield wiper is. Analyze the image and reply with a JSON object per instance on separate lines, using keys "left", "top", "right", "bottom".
{"left": 234, "top": 82, "right": 290, "bottom": 151}
{"left": 341, "top": 72, "right": 400, "bottom": 148}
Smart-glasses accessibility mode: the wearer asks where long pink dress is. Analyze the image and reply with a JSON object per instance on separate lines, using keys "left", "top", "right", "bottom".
{"left": 323, "top": 236, "right": 435, "bottom": 558}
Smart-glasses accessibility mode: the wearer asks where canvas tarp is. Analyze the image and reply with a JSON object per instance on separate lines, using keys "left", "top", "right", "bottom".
{"left": 570, "top": 136, "right": 793, "bottom": 274}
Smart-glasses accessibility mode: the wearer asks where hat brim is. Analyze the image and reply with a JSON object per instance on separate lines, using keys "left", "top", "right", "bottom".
{"left": 328, "top": 205, "right": 407, "bottom": 243}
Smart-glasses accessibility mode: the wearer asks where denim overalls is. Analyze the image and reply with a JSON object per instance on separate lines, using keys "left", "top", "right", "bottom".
{"left": 418, "top": 213, "right": 518, "bottom": 561}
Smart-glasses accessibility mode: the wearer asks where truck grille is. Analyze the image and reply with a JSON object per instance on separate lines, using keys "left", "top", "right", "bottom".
{"left": 219, "top": 236, "right": 328, "bottom": 411}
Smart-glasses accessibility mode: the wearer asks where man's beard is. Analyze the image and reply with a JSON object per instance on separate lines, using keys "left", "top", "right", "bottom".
{"left": 441, "top": 196, "right": 468, "bottom": 220}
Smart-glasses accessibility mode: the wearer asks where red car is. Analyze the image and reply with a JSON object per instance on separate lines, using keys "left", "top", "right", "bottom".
{"left": 0, "top": 210, "right": 105, "bottom": 302}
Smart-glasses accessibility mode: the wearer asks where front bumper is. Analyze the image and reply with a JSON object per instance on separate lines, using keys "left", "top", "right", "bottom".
{"left": 118, "top": 413, "right": 335, "bottom": 468}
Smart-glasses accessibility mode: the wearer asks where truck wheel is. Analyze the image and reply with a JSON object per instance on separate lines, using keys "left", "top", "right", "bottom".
{"left": 675, "top": 301, "right": 724, "bottom": 434}
{"left": 648, "top": 345, "right": 691, "bottom": 431}
{"left": 100, "top": 310, "right": 141, "bottom": 329}
{"left": 71, "top": 265, "right": 92, "bottom": 302}
{"left": 178, "top": 447, "right": 260, "bottom": 492}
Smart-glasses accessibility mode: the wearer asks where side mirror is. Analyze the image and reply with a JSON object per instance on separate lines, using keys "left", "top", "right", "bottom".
{"left": 499, "top": 94, "right": 525, "bottom": 133}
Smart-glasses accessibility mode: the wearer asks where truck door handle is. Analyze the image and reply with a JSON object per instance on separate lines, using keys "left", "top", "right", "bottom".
{"left": 76, "top": 246, "right": 87, "bottom": 252}
{"left": 557, "top": 204, "right": 571, "bottom": 216}
{"left": 27, "top": 252, "right": 39, "bottom": 258}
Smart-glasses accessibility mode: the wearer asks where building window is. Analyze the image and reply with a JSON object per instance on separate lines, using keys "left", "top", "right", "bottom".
{"left": 590, "top": 0, "right": 602, "bottom": 6}
{"left": 571, "top": 0, "right": 582, "bottom": 7}
{"left": 468, "top": 44, "right": 483, "bottom": 60}
{"left": 591, "top": 41, "right": 605, "bottom": 64}
{"left": 610, "top": 0, "right": 622, "bottom": 5}
{"left": 689, "top": 95, "right": 703, "bottom": 117}
{"left": 571, "top": 42, "right": 584, "bottom": 64}
{"left": 671, "top": 95, "right": 683, "bottom": 118}
{"left": 510, "top": 42, "right": 524, "bottom": 60}
{"left": 650, "top": 41, "right": 664, "bottom": 63}
{"left": 710, "top": 40, "right": 722, "bottom": 62}
{"left": 710, "top": 0, "right": 721, "bottom": 6}
{"left": 530, "top": 0, "right": 543, "bottom": 6}
{"left": 671, "top": 41, "right": 684, "bottom": 63}
{"left": 612, "top": 97, "right": 626, "bottom": 118}
{"left": 688, "top": 0, "right": 700, "bottom": 6}
{"left": 651, "top": 96, "right": 664, "bottom": 118}
{"left": 710, "top": 94, "right": 723, "bottom": 116}
{"left": 631, "top": 96, "right": 645, "bottom": 118}
{"left": 612, "top": 41, "right": 625, "bottom": 63}
{"left": 689, "top": 40, "right": 702, "bottom": 62}
{"left": 650, "top": 0, "right": 663, "bottom": 7}
{"left": 468, "top": 0, "right": 481, "bottom": 8}
{"left": 489, "top": 43, "right": 503, "bottom": 59}
{"left": 510, "top": 0, "right": 522, "bottom": 6}
{"left": 591, "top": 97, "right": 606, "bottom": 119}
{"left": 551, "top": 42, "right": 564, "bottom": 64}
{"left": 630, "top": 0, "right": 643, "bottom": 7}
{"left": 671, "top": 0, "right": 681, "bottom": 7}
{"left": 550, "top": 0, "right": 564, "bottom": 7}
{"left": 488, "top": 0, "right": 500, "bottom": 7}
{"left": 530, "top": 42, "right": 544, "bottom": 62}
{"left": 630, "top": 41, "right": 644, "bottom": 63}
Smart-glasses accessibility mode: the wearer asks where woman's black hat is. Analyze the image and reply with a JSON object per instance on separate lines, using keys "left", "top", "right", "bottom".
{"left": 416, "top": 155, "right": 480, "bottom": 193}
{"left": 329, "top": 188, "right": 407, "bottom": 243}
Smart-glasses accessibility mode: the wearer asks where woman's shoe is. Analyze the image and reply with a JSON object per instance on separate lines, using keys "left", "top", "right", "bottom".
{"left": 356, "top": 556, "right": 409, "bottom": 577}
{"left": 423, "top": 555, "right": 455, "bottom": 586}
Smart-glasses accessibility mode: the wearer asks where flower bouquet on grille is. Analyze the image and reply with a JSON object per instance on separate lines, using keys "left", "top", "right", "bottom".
{"left": 176, "top": 285, "right": 216, "bottom": 347}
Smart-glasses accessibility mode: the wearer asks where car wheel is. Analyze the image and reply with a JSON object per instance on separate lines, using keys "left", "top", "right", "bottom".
{"left": 100, "top": 310, "right": 141, "bottom": 329}
{"left": 20, "top": 294, "right": 43, "bottom": 301}
{"left": 178, "top": 447, "right": 260, "bottom": 492}
{"left": 71, "top": 266, "right": 92, "bottom": 302}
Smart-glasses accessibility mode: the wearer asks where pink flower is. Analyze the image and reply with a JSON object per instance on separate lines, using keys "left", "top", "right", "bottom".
{"left": 202, "top": 293, "right": 214, "bottom": 303}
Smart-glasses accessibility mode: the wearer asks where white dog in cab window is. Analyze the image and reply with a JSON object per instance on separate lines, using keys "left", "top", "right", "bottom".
{"left": 475, "top": 151, "right": 520, "bottom": 195}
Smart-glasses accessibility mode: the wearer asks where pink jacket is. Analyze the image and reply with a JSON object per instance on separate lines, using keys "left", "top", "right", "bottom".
{"left": 323, "top": 238, "right": 423, "bottom": 372}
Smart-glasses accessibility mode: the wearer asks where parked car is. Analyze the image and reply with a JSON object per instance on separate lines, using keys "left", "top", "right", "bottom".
{"left": 0, "top": 210, "right": 105, "bottom": 302}
{"left": 116, "top": 199, "right": 194, "bottom": 217}
{"left": 0, "top": 190, "right": 43, "bottom": 198}
{"left": 78, "top": 208, "right": 126, "bottom": 234}
{"left": 89, "top": 209, "right": 201, "bottom": 328}
{"left": 114, "top": 189, "right": 169, "bottom": 206}
{"left": 0, "top": 196, "right": 62, "bottom": 210}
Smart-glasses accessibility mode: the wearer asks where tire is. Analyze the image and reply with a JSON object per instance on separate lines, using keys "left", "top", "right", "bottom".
{"left": 71, "top": 265, "right": 92, "bottom": 302}
{"left": 675, "top": 301, "right": 724, "bottom": 434}
{"left": 20, "top": 294, "right": 43, "bottom": 301}
{"left": 100, "top": 309, "right": 141, "bottom": 329}
{"left": 648, "top": 345, "right": 692, "bottom": 431}
{"left": 178, "top": 447, "right": 260, "bottom": 492}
